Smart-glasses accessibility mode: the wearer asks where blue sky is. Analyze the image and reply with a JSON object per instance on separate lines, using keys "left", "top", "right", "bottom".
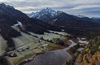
{"left": 0, "top": 0, "right": 100, "bottom": 17}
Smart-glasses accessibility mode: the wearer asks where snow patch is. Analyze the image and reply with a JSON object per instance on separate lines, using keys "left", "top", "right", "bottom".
{"left": 17, "top": 21, "right": 22, "bottom": 25}
{"left": 12, "top": 21, "right": 22, "bottom": 27}
{"left": 78, "top": 41, "right": 89, "bottom": 44}
{"left": 53, "top": 19, "right": 58, "bottom": 21}
{"left": 77, "top": 38, "right": 89, "bottom": 44}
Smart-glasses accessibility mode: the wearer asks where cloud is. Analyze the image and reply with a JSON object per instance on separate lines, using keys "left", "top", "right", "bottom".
{"left": 0, "top": 0, "right": 100, "bottom": 17}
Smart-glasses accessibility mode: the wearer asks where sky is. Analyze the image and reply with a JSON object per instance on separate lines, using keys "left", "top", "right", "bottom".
{"left": 0, "top": 0, "right": 100, "bottom": 17}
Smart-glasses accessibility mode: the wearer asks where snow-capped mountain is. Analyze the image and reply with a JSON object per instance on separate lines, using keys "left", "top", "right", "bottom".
{"left": 75, "top": 15, "right": 100, "bottom": 22}
{"left": 27, "top": 8, "right": 63, "bottom": 22}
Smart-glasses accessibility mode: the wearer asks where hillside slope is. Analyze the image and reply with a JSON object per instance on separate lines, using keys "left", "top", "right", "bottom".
{"left": 77, "top": 36, "right": 100, "bottom": 65}
{"left": 0, "top": 3, "right": 61, "bottom": 52}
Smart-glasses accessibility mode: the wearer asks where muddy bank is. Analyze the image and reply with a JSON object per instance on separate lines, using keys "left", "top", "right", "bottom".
{"left": 63, "top": 40, "right": 72, "bottom": 45}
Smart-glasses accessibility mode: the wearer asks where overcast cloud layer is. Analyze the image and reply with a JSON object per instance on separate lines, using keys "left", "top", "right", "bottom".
{"left": 0, "top": 0, "right": 100, "bottom": 17}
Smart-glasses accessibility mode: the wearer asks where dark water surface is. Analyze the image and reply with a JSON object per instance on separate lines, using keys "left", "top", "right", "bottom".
{"left": 24, "top": 49, "right": 71, "bottom": 65}
{"left": 24, "top": 40, "right": 76, "bottom": 65}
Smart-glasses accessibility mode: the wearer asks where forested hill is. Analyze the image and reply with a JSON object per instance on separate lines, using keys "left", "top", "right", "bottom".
{"left": 77, "top": 36, "right": 100, "bottom": 65}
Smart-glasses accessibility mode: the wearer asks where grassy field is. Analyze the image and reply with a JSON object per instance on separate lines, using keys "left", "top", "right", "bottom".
{"left": 6, "top": 43, "right": 60, "bottom": 65}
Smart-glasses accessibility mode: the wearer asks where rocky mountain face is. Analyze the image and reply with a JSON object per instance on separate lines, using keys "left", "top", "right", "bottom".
{"left": 27, "top": 8, "right": 62, "bottom": 22}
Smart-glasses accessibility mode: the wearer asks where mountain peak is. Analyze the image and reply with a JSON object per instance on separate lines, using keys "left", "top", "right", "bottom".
{"left": 0, "top": 3, "right": 15, "bottom": 9}
{"left": 44, "top": 7, "right": 53, "bottom": 10}
{"left": 39, "top": 7, "right": 56, "bottom": 15}
{"left": 0, "top": 3, "right": 6, "bottom": 6}
{"left": 41, "top": 7, "right": 55, "bottom": 12}
{"left": 27, "top": 8, "right": 63, "bottom": 22}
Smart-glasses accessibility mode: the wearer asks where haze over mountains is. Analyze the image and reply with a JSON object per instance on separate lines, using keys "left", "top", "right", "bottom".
{"left": 76, "top": 15, "right": 100, "bottom": 22}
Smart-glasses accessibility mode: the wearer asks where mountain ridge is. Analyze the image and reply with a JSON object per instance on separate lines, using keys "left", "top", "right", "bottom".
{"left": 28, "top": 8, "right": 100, "bottom": 23}
{"left": 27, "top": 8, "right": 63, "bottom": 22}
{"left": 76, "top": 15, "right": 100, "bottom": 22}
